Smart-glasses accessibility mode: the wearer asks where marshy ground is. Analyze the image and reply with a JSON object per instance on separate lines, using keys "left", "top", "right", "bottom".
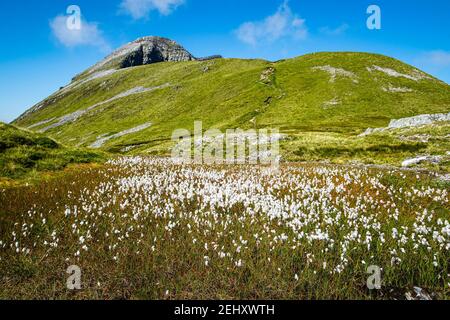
{"left": 0, "top": 157, "right": 449, "bottom": 299}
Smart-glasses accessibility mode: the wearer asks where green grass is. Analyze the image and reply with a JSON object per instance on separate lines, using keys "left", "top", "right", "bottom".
{"left": 280, "top": 122, "right": 450, "bottom": 171}
{"left": 0, "top": 122, "right": 106, "bottom": 184}
{"left": 2, "top": 51, "right": 449, "bottom": 300}
{"left": 0, "top": 159, "right": 448, "bottom": 299}
{"left": 12, "top": 53, "right": 450, "bottom": 163}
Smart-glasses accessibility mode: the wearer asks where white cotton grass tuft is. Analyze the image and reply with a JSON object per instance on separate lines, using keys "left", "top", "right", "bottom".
{"left": 2, "top": 156, "right": 449, "bottom": 297}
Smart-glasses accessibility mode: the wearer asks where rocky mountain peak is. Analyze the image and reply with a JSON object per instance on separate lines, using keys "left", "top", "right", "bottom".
{"left": 118, "top": 36, "right": 195, "bottom": 68}
{"left": 86, "top": 36, "right": 220, "bottom": 75}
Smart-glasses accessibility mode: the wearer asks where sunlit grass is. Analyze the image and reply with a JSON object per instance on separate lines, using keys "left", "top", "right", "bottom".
{"left": 0, "top": 157, "right": 448, "bottom": 299}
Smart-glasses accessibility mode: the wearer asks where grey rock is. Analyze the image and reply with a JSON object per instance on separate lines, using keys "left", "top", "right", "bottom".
{"left": 260, "top": 67, "right": 275, "bottom": 83}
{"left": 382, "top": 85, "right": 413, "bottom": 93}
{"left": 312, "top": 65, "right": 358, "bottom": 83}
{"left": 360, "top": 112, "right": 450, "bottom": 136}
{"left": 196, "top": 55, "right": 223, "bottom": 61}
{"left": 27, "top": 117, "right": 56, "bottom": 129}
{"left": 86, "top": 36, "right": 222, "bottom": 74}
{"left": 40, "top": 84, "right": 170, "bottom": 132}
{"left": 84, "top": 37, "right": 195, "bottom": 74}
{"left": 367, "top": 65, "right": 431, "bottom": 81}
{"left": 16, "top": 37, "right": 219, "bottom": 123}
{"left": 388, "top": 112, "right": 450, "bottom": 129}
{"left": 398, "top": 134, "right": 431, "bottom": 143}
{"left": 401, "top": 155, "right": 443, "bottom": 167}
{"left": 87, "top": 36, "right": 206, "bottom": 75}
{"left": 358, "top": 127, "right": 385, "bottom": 136}
{"left": 119, "top": 37, "right": 195, "bottom": 68}
{"left": 90, "top": 123, "right": 152, "bottom": 148}
{"left": 437, "top": 173, "right": 450, "bottom": 182}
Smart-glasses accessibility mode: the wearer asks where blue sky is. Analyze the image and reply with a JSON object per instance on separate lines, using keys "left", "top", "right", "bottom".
{"left": 1, "top": 0, "right": 449, "bottom": 123}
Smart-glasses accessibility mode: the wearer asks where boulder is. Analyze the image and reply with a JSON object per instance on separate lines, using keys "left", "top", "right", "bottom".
{"left": 389, "top": 112, "right": 450, "bottom": 129}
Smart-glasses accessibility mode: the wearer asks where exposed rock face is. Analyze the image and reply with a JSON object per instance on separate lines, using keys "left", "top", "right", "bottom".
{"left": 260, "top": 67, "right": 275, "bottom": 83}
{"left": 312, "top": 65, "right": 359, "bottom": 83}
{"left": 197, "top": 55, "right": 223, "bottom": 61}
{"left": 360, "top": 112, "right": 450, "bottom": 136}
{"left": 382, "top": 85, "right": 413, "bottom": 93}
{"left": 388, "top": 112, "right": 450, "bottom": 129}
{"left": 86, "top": 37, "right": 195, "bottom": 74}
{"left": 401, "top": 155, "right": 443, "bottom": 167}
{"left": 367, "top": 65, "right": 431, "bottom": 81}
{"left": 90, "top": 122, "right": 152, "bottom": 148}
{"left": 36, "top": 84, "right": 170, "bottom": 132}
{"left": 86, "top": 37, "right": 222, "bottom": 74}
{"left": 118, "top": 37, "right": 195, "bottom": 68}
{"left": 16, "top": 36, "right": 221, "bottom": 123}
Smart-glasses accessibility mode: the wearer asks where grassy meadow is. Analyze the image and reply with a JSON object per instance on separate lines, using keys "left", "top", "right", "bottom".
{"left": 1, "top": 51, "right": 449, "bottom": 300}
{"left": 0, "top": 158, "right": 448, "bottom": 299}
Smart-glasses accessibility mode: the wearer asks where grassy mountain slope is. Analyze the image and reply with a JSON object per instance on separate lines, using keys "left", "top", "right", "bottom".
{"left": 259, "top": 53, "right": 449, "bottom": 131}
{"left": 282, "top": 122, "right": 450, "bottom": 171}
{"left": 13, "top": 52, "right": 450, "bottom": 166}
{"left": 0, "top": 122, "right": 104, "bottom": 183}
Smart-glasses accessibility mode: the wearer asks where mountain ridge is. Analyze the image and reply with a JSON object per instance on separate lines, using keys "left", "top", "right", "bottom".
{"left": 12, "top": 37, "right": 450, "bottom": 168}
{"left": 73, "top": 36, "right": 222, "bottom": 82}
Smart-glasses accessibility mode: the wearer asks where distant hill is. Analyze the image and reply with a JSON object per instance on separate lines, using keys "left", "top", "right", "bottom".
{"left": 13, "top": 37, "right": 450, "bottom": 166}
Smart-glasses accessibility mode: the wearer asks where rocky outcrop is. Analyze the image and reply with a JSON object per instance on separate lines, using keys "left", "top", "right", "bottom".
{"left": 260, "top": 67, "right": 275, "bottom": 83}
{"left": 86, "top": 36, "right": 221, "bottom": 74}
{"left": 401, "top": 155, "right": 443, "bottom": 167}
{"left": 382, "top": 85, "right": 413, "bottom": 93}
{"left": 389, "top": 112, "right": 450, "bottom": 129}
{"left": 119, "top": 37, "right": 195, "bottom": 68}
{"left": 360, "top": 112, "right": 450, "bottom": 136}
{"left": 312, "top": 65, "right": 359, "bottom": 83}
{"left": 367, "top": 65, "right": 431, "bottom": 81}
{"left": 90, "top": 123, "right": 152, "bottom": 148}
{"left": 37, "top": 84, "right": 170, "bottom": 132}
{"left": 15, "top": 37, "right": 221, "bottom": 123}
{"left": 86, "top": 37, "right": 195, "bottom": 73}
{"left": 197, "top": 55, "right": 223, "bottom": 61}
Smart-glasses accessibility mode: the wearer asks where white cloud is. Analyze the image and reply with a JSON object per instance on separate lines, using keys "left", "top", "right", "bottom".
{"left": 236, "top": 1, "right": 308, "bottom": 46}
{"left": 423, "top": 51, "right": 450, "bottom": 66}
{"left": 50, "top": 15, "right": 109, "bottom": 50}
{"left": 120, "top": 0, "right": 185, "bottom": 20}
{"left": 319, "top": 23, "right": 349, "bottom": 36}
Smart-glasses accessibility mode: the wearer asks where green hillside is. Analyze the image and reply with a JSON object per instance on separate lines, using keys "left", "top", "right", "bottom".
{"left": 13, "top": 51, "right": 450, "bottom": 167}
{"left": 0, "top": 122, "right": 104, "bottom": 183}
